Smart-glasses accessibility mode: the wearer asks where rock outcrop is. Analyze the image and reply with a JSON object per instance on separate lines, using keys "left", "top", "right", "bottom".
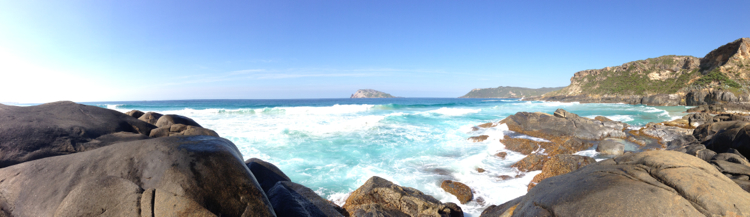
{"left": 530, "top": 38, "right": 750, "bottom": 108}
{"left": 482, "top": 150, "right": 750, "bottom": 216}
{"left": 526, "top": 154, "right": 596, "bottom": 191}
{"left": 343, "top": 176, "right": 463, "bottom": 217}
{"left": 0, "top": 136, "right": 276, "bottom": 216}
{"left": 0, "top": 101, "right": 156, "bottom": 168}
{"left": 350, "top": 89, "right": 396, "bottom": 98}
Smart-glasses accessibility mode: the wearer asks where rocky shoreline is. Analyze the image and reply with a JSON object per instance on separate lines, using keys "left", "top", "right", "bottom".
{"left": 2, "top": 101, "right": 750, "bottom": 216}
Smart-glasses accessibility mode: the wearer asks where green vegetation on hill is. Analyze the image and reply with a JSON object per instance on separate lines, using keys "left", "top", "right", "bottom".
{"left": 579, "top": 67, "right": 698, "bottom": 95}
{"left": 460, "top": 86, "right": 564, "bottom": 98}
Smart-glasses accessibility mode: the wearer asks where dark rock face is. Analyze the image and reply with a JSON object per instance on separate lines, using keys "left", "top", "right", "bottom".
{"left": 245, "top": 158, "right": 292, "bottom": 194}
{"left": 486, "top": 151, "right": 750, "bottom": 216}
{"left": 527, "top": 154, "right": 596, "bottom": 191}
{"left": 0, "top": 101, "right": 157, "bottom": 168}
{"left": 343, "top": 176, "right": 463, "bottom": 217}
{"left": 695, "top": 121, "right": 750, "bottom": 157}
{"left": 267, "top": 181, "right": 345, "bottom": 217}
{"left": 0, "top": 136, "right": 276, "bottom": 216}
{"left": 440, "top": 180, "right": 473, "bottom": 204}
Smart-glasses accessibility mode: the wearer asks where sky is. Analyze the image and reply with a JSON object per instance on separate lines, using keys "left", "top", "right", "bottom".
{"left": 1, "top": 0, "right": 749, "bottom": 103}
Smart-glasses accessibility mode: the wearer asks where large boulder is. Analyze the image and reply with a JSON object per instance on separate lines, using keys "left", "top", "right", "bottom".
{"left": 124, "top": 110, "right": 145, "bottom": 119}
{"left": 150, "top": 124, "right": 219, "bottom": 138}
{"left": 138, "top": 112, "right": 163, "bottom": 125}
{"left": 0, "top": 101, "right": 156, "bottom": 168}
{"left": 527, "top": 154, "right": 596, "bottom": 191}
{"left": 699, "top": 121, "right": 750, "bottom": 157}
{"left": 484, "top": 151, "right": 750, "bottom": 216}
{"left": 440, "top": 180, "right": 473, "bottom": 204}
{"left": 245, "top": 158, "right": 292, "bottom": 194}
{"left": 267, "top": 181, "right": 345, "bottom": 217}
{"left": 155, "top": 114, "right": 203, "bottom": 128}
{"left": 511, "top": 154, "right": 547, "bottom": 172}
{"left": 0, "top": 136, "right": 276, "bottom": 216}
{"left": 687, "top": 112, "right": 712, "bottom": 128}
{"left": 343, "top": 176, "right": 462, "bottom": 217}
{"left": 596, "top": 138, "right": 625, "bottom": 155}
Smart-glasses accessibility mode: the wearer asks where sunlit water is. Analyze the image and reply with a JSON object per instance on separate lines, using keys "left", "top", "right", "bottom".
{"left": 86, "top": 98, "right": 687, "bottom": 216}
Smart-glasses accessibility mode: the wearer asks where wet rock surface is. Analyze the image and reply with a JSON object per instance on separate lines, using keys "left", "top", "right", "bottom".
{"left": 343, "top": 176, "right": 463, "bottom": 217}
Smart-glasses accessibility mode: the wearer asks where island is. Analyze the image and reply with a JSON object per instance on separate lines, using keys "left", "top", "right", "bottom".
{"left": 350, "top": 89, "right": 396, "bottom": 98}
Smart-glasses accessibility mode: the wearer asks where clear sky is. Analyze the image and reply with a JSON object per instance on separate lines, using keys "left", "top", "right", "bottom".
{"left": 1, "top": 0, "right": 749, "bottom": 103}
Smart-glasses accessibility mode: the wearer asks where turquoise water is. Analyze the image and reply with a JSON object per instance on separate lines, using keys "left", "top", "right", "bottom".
{"left": 87, "top": 98, "right": 687, "bottom": 216}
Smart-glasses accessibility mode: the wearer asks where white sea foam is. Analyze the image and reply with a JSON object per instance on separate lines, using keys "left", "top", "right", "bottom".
{"left": 425, "top": 107, "right": 481, "bottom": 116}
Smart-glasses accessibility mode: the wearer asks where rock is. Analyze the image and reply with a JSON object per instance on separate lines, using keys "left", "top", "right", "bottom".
{"left": 687, "top": 112, "right": 712, "bottom": 128}
{"left": 138, "top": 112, "right": 163, "bottom": 125}
{"left": 440, "top": 180, "right": 473, "bottom": 204}
{"left": 638, "top": 123, "right": 693, "bottom": 145}
{"left": 0, "top": 136, "right": 276, "bottom": 216}
{"left": 497, "top": 175, "right": 513, "bottom": 180}
{"left": 343, "top": 176, "right": 462, "bottom": 217}
{"left": 501, "top": 135, "right": 594, "bottom": 157}
{"left": 155, "top": 114, "right": 202, "bottom": 128}
{"left": 480, "top": 196, "right": 523, "bottom": 217}
{"left": 712, "top": 153, "right": 750, "bottom": 167}
{"left": 496, "top": 150, "right": 750, "bottom": 216}
{"left": 527, "top": 154, "right": 596, "bottom": 191}
{"left": 596, "top": 138, "right": 625, "bottom": 155}
{"left": 0, "top": 101, "right": 156, "bottom": 168}
{"left": 662, "top": 118, "right": 690, "bottom": 128}
{"left": 150, "top": 124, "right": 219, "bottom": 138}
{"left": 476, "top": 168, "right": 485, "bottom": 173}
{"left": 693, "top": 121, "right": 750, "bottom": 143}
{"left": 593, "top": 116, "right": 613, "bottom": 122}
{"left": 246, "top": 158, "right": 292, "bottom": 194}
{"left": 477, "top": 122, "right": 495, "bottom": 129}
{"left": 702, "top": 121, "right": 750, "bottom": 156}
{"left": 267, "top": 181, "right": 345, "bottom": 217}
{"left": 468, "top": 135, "right": 489, "bottom": 142}
{"left": 511, "top": 154, "right": 547, "bottom": 172}
{"left": 503, "top": 109, "right": 626, "bottom": 141}
{"left": 640, "top": 94, "right": 680, "bottom": 106}
{"left": 124, "top": 110, "right": 145, "bottom": 118}
{"left": 495, "top": 152, "right": 507, "bottom": 159}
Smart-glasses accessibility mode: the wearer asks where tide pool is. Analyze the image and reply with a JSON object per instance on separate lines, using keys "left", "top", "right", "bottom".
{"left": 89, "top": 98, "right": 687, "bottom": 216}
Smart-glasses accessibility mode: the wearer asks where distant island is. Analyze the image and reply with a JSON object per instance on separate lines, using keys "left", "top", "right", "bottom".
{"left": 459, "top": 86, "right": 564, "bottom": 98}
{"left": 350, "top": 89, "right": 396, "bottom": 98}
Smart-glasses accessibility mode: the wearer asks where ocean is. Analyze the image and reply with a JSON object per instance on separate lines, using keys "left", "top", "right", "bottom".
{"left": 85, "top": 98, "right": 688, "bottom": 216}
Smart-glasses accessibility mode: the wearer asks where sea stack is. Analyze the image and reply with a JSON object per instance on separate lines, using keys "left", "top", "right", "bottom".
{"left": 350, "top": 89, "right": 396, "bottom": 98}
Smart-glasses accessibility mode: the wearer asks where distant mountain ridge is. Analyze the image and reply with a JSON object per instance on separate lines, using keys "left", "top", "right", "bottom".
{"left": 460, "top": 86, "right": 565, "bottom": 98}
{"left": 350, "top": 89, "right": 396, "bottom": 98}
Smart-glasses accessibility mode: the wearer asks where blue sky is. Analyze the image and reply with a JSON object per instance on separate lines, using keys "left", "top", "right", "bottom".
{"left": 0, "top": 0, "right": 748, "bottom": 102}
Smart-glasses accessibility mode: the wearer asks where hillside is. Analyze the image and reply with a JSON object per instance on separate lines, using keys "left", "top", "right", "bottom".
{"left": 541, "top": 38, "right": 750, "bottom": 103}
{"left": 350, "top": 89, "right": 396, "bottom": 98}
{"left": 460, "top": 86, "right": 564, "bottom": 98}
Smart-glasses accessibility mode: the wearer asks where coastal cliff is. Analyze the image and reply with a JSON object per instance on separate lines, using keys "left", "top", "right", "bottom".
{"left": 459, "top": 86, "right": 564, "bottom": 98}
{"left": 534, "top": 38, "right": 750, "bottom": 106}
{"left": 350, "top": 89, "right": 396, "bottom": 98}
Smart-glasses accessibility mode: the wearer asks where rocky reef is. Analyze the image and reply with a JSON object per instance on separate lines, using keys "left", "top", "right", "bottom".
{"left": 350, "top": 89, "right": 396, "bottom": 98}
{"left": 474, "top": 107, "right": 750, "bottom": 216}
